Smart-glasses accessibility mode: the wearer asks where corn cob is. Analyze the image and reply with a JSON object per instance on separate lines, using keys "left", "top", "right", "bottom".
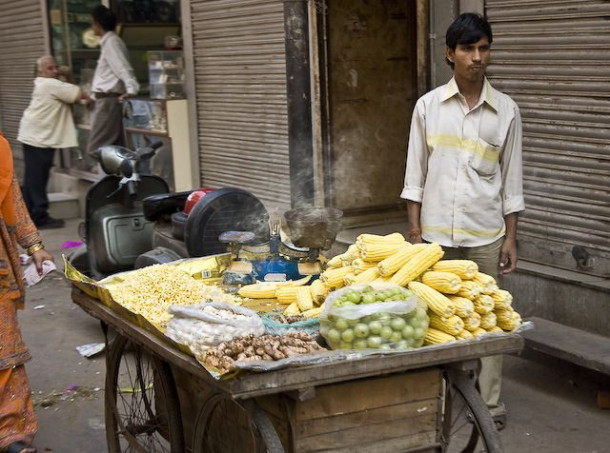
{"left": 432, "top": 259, "right": 479, "bottom": 279}
{"left": 422, "top": 271, "right": 462, "bottom": 294}
{"left": 377, "top": 243, "right": 427, "bottom": 276}
{"left": 356, "top": 232, "right": 406, "bottom": 246}
{"left": 326, "top": 254, "right": 344, "bottom": 268}
{"left": 495, "top": 308, "right": 515, "bottom": 323}
{"left": 429, "top": 313, "right": 464, "bottom": 336}
{"left": 472, "top": 272, "right": 499, "bottom": 294}
{"left": 295, "top": 286, "right": 314, "bottom": 311}
{"left": 351, "top": 258, "right": 378, "bottom": 274}
{"left": 390, "top": 244, "right": 445, "bottom": 286}
{"left": 424, "top": 328, "right": 456, "bottom": 345}
{"left": 283, "top": 301, "right": 300, "bottom": 315}
{"left": 487, "top": 326, "right": 503, "bottom": 334}
{"left": 473, "top": 294, "right": 495, "bottom": 314}
{"left": 344, "top": 266, "right": 380, "bottom": 285}
{"left": 275, "top": 286, "right": 299, "bottom": 304}
{"left": 372, "top": 276, "right": 393, "bottom": 284}
{"left": 309, "top": 279, "right": 329, "bottom": 305}
{"left": 497, "top": 311, "right": 522, "bottom": 332}
{"left": 456, "top": 280, "right": 483, "bottom": 300}
{"left": 342, "top": 244, "right": 361, "bottom": 261}
{"left": 408, "top": 281, "right": 455, "bottom": 318}
{"left": 480, "top": 312, "right": 497, "bottom": 330}
{"left": 320, "top": 266, "right": 354, "bottom": 288}
{"left": 472, "top": 327, "right": 488, "bottom": 337}
{"left": 302, "top": 305, "right": 324, "bottom": 318}
{"left": 449, "top": 296, "right": 475, "bottom": 318}
{"left": 238, "top": 283, "right": 277, "bottom": 299}
{"left": 456, "top": 329, "right": 474, "bottom": 340}
{"left": 360, "top": 241, "right": 406, "bottom": 262}
{"left": 463, "top": 312, "right": 481, "bottom": 332}
{"left": 490, "top": 289, "right": 513, "bottom": 310}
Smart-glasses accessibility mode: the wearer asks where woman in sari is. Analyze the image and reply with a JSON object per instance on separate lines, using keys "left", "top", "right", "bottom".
{"left": 0, "top": 132, "right": 53, "bottom": 453}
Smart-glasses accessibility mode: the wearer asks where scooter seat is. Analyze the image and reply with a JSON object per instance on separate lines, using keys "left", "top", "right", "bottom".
{"left": 142, "top": 191, "right": 193, "bottom": 221}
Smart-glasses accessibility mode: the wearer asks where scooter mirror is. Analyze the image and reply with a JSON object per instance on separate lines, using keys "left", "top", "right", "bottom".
{"left": 98, "top": 146, "right": 135, "bottom": 177}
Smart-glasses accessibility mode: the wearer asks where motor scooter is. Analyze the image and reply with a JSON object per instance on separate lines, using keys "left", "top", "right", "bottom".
{"left": 68, "top": 141, "right": 185, "bottom": 279}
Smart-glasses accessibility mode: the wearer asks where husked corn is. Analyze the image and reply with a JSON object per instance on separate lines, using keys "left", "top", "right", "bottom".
{"left": 487, "top": 326, "right": 503, "bottom": 334}
{"left": 320, "top": 266, "right": 354, "bottom": 288}
{"left": 295, "top": 286, "right": 314, "bottom": 311}
{"left": 490, "top": 289, "right": 513, "bottom": 310}
{"left": 473, "top": 294, "right": 495, "bottom": 314}
{"left": 275, "top": 286, "right": 299, "bottom": 304}
{"left": 408, "top": 281, "right": 455, "bottom": 318}
{"left": 456, "top": 281, "right": 483, "bottom": 300}
{"left": 309, "top": 279, "right": 329, "bottom": 305}
{"left": 472, "top": 272, "right": 499, "bottom": 294}
{"left": 463, "top": 312, "right": 481, "bottom": 332}
{"left": 377, "top": 243, "right": 424, "bottom": 276}
{"left": 283, "top": 301, "right": 300, "bottom": 315}
{"left": 424, "top": 328, "right": 456, "bottom": 345}
{"left": 351, "top": 258, "right": 378, "bottom": 274}
{"left": 480, "top": 312, "right": 497, "bottom": 330}
{"left": 359, "top": 242, "right": 406, "bottom": 262}
{"left": 238, "top": 283, "right": 277, "bottom": 299}
{"left": 107, "top": 264, "right": 231, "bottom": 329}
{"left": 456, "top": 329, "right": 474, "bottom": 340}
{"left": 429, "top": 313, "right": 464, "bottom": 336}
{"left": 390, "top": 244, "right": 445, "bottom": 286}
{"left": 449, "top": 296, "right": 475, "bottom": 318}
{"left": 344, "top": 266, "right": 380, "bottom": 285}
{"left": 422, "top": 271, "right": 462, "bottom": 294}
{"left": 302, "top": 305, "right": 324, "bottom": 318}
{"left": 432, "top": 260, "right": 479, "bottom": 279}
{"left": 356, "top": 232, "right": 406, "bottom": 246}
{"left": 472, "top": 327, "right": 488, "bottom": 337}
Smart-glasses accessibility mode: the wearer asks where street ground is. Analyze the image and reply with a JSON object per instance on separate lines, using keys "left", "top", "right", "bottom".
{"left": 17, "top": 219, "right": 610, "bottom": 452}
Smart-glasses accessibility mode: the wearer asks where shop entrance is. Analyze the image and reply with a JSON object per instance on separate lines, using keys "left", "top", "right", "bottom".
{"left": 323, "top": 0, "right": 418, "bottom": 218}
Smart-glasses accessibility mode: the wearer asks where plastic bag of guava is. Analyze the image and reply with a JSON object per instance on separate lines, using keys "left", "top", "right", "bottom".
{"left": 319, "top": 283, "right": 429, "bottom": 350}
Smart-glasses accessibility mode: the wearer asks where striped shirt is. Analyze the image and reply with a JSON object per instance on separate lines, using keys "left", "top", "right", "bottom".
{"left": 401, "top": 77, "right": 525, "bottom": 248}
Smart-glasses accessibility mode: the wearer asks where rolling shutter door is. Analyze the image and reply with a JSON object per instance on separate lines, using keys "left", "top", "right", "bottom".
{"left": 190, "top": 0, "right": 291, "bottom": 206}
{"left": 485, "top": 0, "right": 610, "bottom": 277}
{"left": 0, "top": 1, "right": 45, "bottom": 160}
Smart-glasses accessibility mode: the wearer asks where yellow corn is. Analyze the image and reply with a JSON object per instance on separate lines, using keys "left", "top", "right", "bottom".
{"left": 352, "top": 258, "right": 379, "bottom": 274}
{"left": 356, "top": 232, "right": 406, "bottom": 246}
{"left": 377, "top": 243, "right": 427, "bottom": 276}
{"left": 497, "top": 310, "right": 522, "bottom": 332}
{"left": 372, "top": 276, "right": 393, "bottom": 284}
{"left": 432, "top": 259, "right": 479, "bottom": 279}
{"left": 275, "top": 286, "right": 299, "bottom": 304}
{"left": 326, "top": 254, "right": 344, "bottom": 268}
{"left": 238, "top": 283, "right": 277, "bottom": 299}
{"left": 429, "top": 313, "right": 464, "bottom": 336}
{"left": 456, "top": 329, "right": 474, "bottom": 340}
{"left": 456, "top": 280, "right": 483, "bottom": 300}
{"left": 495, "top": 307, "right": 514, "bottom": 322}
{"left": 463, "top": 312, "right": 481, "bottom": 332}
{"left": 424, "top": 328, "right": 456, "bottom": 345}
{"left": 490, "top": 289, "right": 513, "bottom": 310}
{"left": 283, "top": 301, "right": 300, "bottom": 315}
{"left": 390, "top": 244, "right": 445, "bottom": 286}
{"left": 449, "top": 296, "right": 475, "bottom": 318}
{"left": 302, "top": 305, "right": 324, "bottom": 318}
{"left": 480, "top": 312, "right": 497, "bottom": 330}
{"left": 295, "top": 286, "right": 314, "bottom": 311}
{"left": 472, "top": 272, "right": 499, "bottom": 294}
{"left": 472, "top": 327, "right": 488, "bottom": 337}
{"left": 487, "top": 326, "right": 503, "bottom": 334}
{"left": 344, "top": 266, "right": 380, "bottom": 285}
{"left": 320, "top": 266, "right": 354, "bottom": 288}
{"left": 473, "top": 294, "right": 495, "bottom": 314}
{"left": 359, "top": 242, "right": 406, "bottom": 262}
{"left": 309, "top": 279, "right": 329, "bottom": 305}
{"left": 408, "top": 281, "right": 455, "bottom": 318}
{"left": 422, "top": 271, "right": 462, "bottom": 294}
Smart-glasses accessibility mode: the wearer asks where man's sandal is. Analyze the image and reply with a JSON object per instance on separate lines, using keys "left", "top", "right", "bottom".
{"left": 4, "top": 441, "right": 36, "bottom": 453}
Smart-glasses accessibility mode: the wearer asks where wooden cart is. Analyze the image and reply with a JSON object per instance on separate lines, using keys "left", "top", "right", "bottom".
{"left": 72, "top": 287, "right": 523, "bottom": 453}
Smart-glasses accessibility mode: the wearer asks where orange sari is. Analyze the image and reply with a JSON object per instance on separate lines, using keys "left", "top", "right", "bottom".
{"left": 0, "top": 132, "right": 41, "bottom": 448}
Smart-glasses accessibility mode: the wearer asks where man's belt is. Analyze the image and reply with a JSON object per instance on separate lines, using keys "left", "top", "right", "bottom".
{"left": 94, "top": 92, "right": 122, "bottom": 98}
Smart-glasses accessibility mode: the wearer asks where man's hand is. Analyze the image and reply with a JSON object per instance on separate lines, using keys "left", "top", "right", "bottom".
{"left": 118, "top": 93, "right": 135, "bottom": 103}
{"left": 499, "top": 237, "right": 517, "bottom": 274}
{"left": 31, "top": 249, "right": 54, "bottom": 275}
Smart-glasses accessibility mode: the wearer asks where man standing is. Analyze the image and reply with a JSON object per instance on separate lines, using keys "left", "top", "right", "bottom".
{"left": 87, "top": 5, "right": 139, "bottom": 156}
{"left": 18, "top": 56, "right": 82, "bottom": 229}
{"left": 401, "top": 13, "right": 524, "bottom": 429}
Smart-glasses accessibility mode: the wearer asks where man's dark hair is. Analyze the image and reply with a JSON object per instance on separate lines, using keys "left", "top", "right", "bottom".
{"left": 92, "top": 5, "right": 117, "bottom": 32}
{"left": 445, "top": 13, "right": 493, "bottom": 68}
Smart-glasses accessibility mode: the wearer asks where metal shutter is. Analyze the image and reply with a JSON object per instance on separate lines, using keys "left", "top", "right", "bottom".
{"left": 486, "top": 0, "right": 610, "bottom": 277}
{"left": 0, "top": 0, "right": 46, "bottom": 161}
{"left": 190, "top": 0, "right": 291, "bottom": 206}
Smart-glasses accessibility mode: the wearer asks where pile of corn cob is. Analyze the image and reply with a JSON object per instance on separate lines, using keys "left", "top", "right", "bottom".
{"left": 308, "top": 232, "right": 522, "bottom": 344}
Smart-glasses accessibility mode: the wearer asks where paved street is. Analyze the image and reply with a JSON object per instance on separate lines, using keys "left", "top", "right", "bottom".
{"left": 17, "top": 219, "right": 610, "bottom": 452}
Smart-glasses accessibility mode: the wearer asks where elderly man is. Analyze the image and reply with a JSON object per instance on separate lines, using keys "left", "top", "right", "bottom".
{"left": 18, "top": 55, "right": 83, "bottom": 229}
{"left": 86, "top": 5, "right": 139, "bottom": 156}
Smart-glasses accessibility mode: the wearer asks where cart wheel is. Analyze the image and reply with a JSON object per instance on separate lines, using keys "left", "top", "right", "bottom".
{"left": 441, "top": 371, "right": 502, "bottom": 453}
{"left": 191, "top": 393, "right": 282, "bottom": 452}
{"left": 105, "top": 335, "right": 184, "bottom": 453}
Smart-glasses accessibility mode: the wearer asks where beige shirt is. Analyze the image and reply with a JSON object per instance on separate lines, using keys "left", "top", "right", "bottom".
{"left": 18, "top": 77, "right": 80, "bottom": 149}
{"left": 401, "top": 77, "right": 525, "bottom": 248}
{"left": 91, "top": 31, "right": 139, "bottom": 96}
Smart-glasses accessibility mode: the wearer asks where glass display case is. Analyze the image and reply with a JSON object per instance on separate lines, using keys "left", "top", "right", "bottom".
{"left": 148, "top": 50, "right": 185, "bottom": 99}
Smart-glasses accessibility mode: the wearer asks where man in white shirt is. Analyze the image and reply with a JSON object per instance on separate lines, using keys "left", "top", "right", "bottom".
{"left": 18, "top": 55, "right": 82, "bottom": 229}
{"left": 87, "top": 5, "right": 139, "bottom": 156}
{"left": 401, "top": 13, "right": 524, "bottom": 430}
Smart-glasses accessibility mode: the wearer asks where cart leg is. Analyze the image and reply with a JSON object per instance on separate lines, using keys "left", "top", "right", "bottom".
{"left": 441, "top": 367, "right": 503, "bottom": 453}
{"left": 105, "top": 335, "right": 185, "bottom": 453}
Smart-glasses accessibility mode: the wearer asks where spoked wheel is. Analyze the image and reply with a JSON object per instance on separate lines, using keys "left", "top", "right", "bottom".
{"left": 191, "top": 393, "right": 284, "bottom": 453}
{"left": 105, "top": 335, "right": 184, "bottom": 453}
{"left": 441, "top": 370, "right": 502, "bottom": 453}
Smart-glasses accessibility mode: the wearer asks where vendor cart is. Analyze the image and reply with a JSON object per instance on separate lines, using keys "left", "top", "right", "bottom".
{"left": 71, "top": 287, "right": 523, "bottom": 453}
